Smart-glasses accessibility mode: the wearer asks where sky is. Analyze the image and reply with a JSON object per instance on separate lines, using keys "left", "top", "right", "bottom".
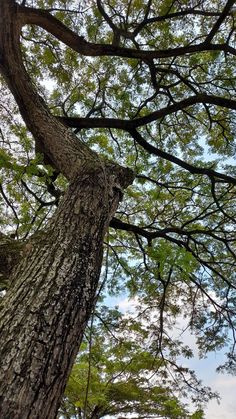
{"left": 189, "top": 351, "right": 236, "bottom": 419}
{"left": 108, "top": 295, "right": 236, "bottom": 419}
{"left": 205, "top": 374, "right": 236, "bottom": 419}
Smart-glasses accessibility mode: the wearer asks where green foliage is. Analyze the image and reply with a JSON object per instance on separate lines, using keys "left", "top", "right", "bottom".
{"left": 1, "top": 0, "right": 236, "bottom": 415}
{"left": 59, "top": 312, "right": 206, "bottom": 419}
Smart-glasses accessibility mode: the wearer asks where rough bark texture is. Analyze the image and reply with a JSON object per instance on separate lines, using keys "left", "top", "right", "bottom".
{"left": 0, "top": 167, "right": 132, "bottom": 419}
{"left": 0, "top": 234, "right": 24, "bottom": 290}
{"left": 0, "top": 1, "right": 134, "bottom": 417}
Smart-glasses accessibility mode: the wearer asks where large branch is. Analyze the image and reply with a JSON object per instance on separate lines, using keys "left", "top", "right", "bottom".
{"left": 111, "top": 94, "right": 236, "bottom": 127}
{"left": 18, "top": 5, "right": 236, "bottom": 59}
{"left": 59, "top": 94, "right": 236, "bottom": 131}
{"left": 204, "top": 0, "right": 235, "bottom": 44}
{"left": 59, "top": 93, "right": 236, "bottom": 184}
{"left": 110, "top": 217, "right": 235, "bottom": 245}
{"left": 109, "top": 217, "right": 236, "bottom": 289}
{"left": 129, "top": 129, "right": 236, "bottom": 185}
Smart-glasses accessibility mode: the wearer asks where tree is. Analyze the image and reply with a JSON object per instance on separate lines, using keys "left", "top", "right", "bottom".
{"left": 0, "top": 0, "right": 236, "bottom": 417}
{"left": 59, "top": 310, "right": 205, "bottom": 419}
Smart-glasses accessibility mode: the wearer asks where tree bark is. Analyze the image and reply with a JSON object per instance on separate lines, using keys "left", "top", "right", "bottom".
{"left": 0, "top": 1, "right": 134, "bottom": 417}
{"left": 0, "top": 166, "right": 132, "bottom": 419}
{"left": 0, "top": 233, "right": 24, "bottom": 290}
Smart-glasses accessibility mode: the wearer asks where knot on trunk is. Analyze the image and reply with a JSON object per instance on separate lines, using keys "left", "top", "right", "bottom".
{"left": 0, "top": 234, "right": 24, "bottom": 290}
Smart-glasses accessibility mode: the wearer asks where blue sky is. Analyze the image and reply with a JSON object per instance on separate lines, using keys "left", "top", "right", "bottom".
{"left": 191, "top": 354, "right": 236, "bottom": 419}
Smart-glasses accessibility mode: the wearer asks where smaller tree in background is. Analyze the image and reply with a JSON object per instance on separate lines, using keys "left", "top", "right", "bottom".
{"left": 59, "top": 306, "right": 207, "bottom": 419}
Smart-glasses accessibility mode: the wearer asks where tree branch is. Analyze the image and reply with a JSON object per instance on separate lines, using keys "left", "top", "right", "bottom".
{"left": 204, "top": 0, "right": 235, "bottom": 44}
{"left": 18, "top": 5, "right": 236, "bottom": 60}
{"left": 59, "top": 94, "right": 236, "bottom": 131}
{"left": 133, "top": 9, "right": 222, "bottom": 38}
{"left": 128, "top": 129, "right": 236, "bottom": 185}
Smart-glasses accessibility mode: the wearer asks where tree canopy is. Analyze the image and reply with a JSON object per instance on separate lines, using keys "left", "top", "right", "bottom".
{"left": 0, "top": 0, "right": 236, "bottom": 417}
{"left": 59, "top": 307, "right": 206, "bottom": 419}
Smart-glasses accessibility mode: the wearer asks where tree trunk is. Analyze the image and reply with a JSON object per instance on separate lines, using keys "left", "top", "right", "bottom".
{"left": 0, "top": 2, "right": 133, "bottom": 417}
{"left": 0, "top": 167, "right": 130, "bottom": 418}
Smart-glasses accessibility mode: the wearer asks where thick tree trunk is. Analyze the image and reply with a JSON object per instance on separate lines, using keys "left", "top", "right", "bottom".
{"left": 0, "top": 2, "right": 134, "bottom": 416}
{"left": 0, "top": 167, "right": 131, "bottom": 418}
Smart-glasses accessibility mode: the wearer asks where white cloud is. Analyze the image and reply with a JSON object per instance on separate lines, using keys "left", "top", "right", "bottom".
{"left": 118, "top": 296, "right": 139, "bottom": 313}
{"left": 205, "top": 375, "right": 236, "bottom": 419}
